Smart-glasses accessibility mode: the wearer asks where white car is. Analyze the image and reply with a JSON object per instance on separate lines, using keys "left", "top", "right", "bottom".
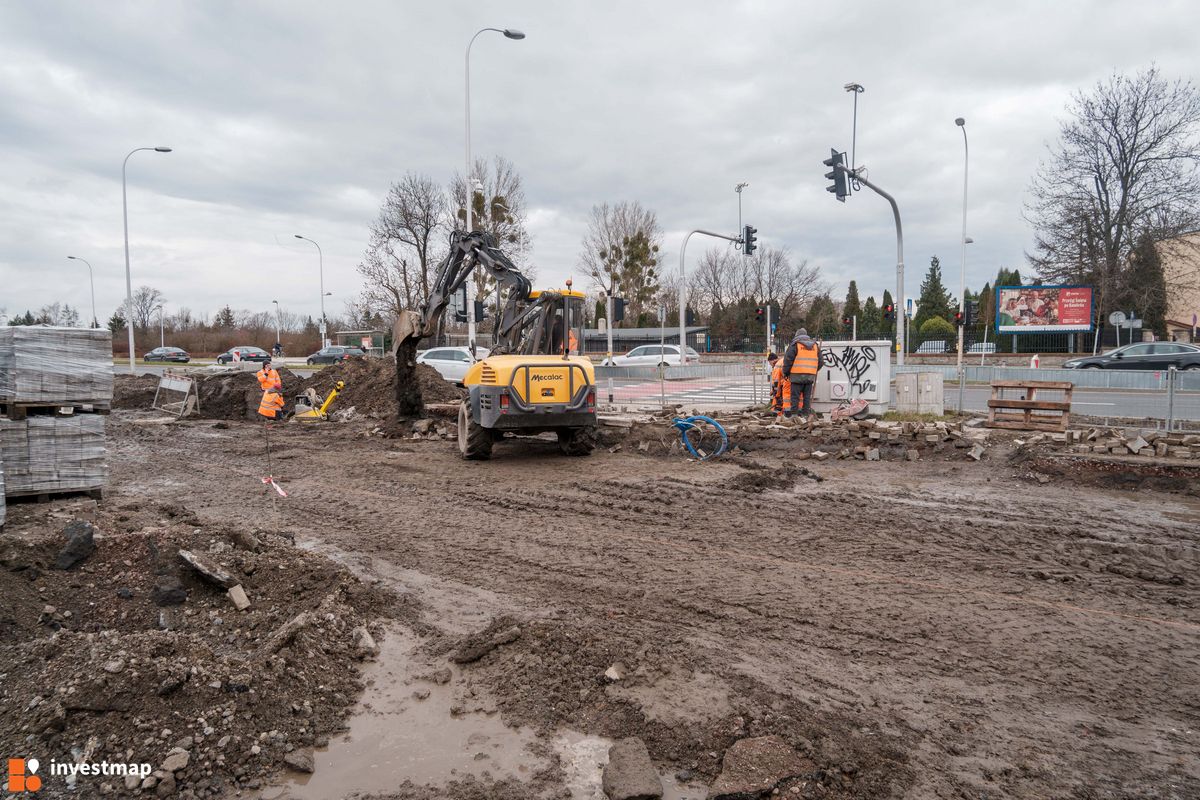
{"left": 610, "top": 344, "right": 701, "bottom": 366}
{"left": 415, "top": 346, "right": 488, "bottom": 384}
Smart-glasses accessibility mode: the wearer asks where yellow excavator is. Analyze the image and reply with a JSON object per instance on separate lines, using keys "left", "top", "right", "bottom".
{"left": 391, "top": 231, "right": 597, "bottom": 460}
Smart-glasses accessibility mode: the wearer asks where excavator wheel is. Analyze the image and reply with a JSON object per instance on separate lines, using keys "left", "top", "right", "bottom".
{"left": 557, "top": 425, "right": 598, "bottom": 457}
{"left": 458, "top": 401, "right": 493, "bottom": 460}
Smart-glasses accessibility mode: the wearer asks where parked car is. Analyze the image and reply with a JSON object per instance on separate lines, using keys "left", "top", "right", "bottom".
{"left": 967, "top": 342, "right": 997, "bottom": 354}
{"left": 1063, "top": 342, "right": 1200, "bottom": 370}
{"left": 415, "top": 346, "right": 488, "bottom": 383}
{"left": 610, "top": 344, "right": 701, "bottom": 366}
{"left": 915, "top": 340, "right": 948, "bottom": 354}
{"left": 306, "top": 346, "right": 366, "bottom": 366}
{"left": 142, "top": 346, "right": 190, "bottom": 363}
{"left": 216, "top": 346, "right": 271, "bottom": 365}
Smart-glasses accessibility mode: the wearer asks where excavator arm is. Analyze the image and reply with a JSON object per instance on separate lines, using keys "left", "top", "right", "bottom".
{"left": 392, "top": 230, "right": 532, "bottom": 350}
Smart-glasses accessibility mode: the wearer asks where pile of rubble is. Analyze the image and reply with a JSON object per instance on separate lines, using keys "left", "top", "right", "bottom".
{"left": 600, "top": 411, "right": 991, "bottom": 462}
{"left": 1059, "top": 428, "right": 1200, "bottom": 459}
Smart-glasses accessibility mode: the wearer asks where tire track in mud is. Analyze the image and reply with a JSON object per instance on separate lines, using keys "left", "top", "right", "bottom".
{"left": 107, "top": 416, "right": 1200, "bottom": 797}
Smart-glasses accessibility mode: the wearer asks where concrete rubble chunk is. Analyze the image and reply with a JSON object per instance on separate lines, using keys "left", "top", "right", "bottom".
{"left": 708, "top": 735, "right": 813, "bottom": 800}
{"left": 227, "top": 584, "right": 251, "bottom": 611}
{"left": 161, "top": 747, "right": 190, "bottom": 773}
{"left": 54, "top": 520, "right": 97, "bottom": 570}
{"left": 178, "top": 549, "right": 238, "bottom": 589}
{"left": 353, "top": 626, "right": 380, "bottom": 659}
{"left": 969, "top": 444, "right": 984, "bottom": 461}
{"left": 284, "top": 747, "right": 315, "bottom": 774}
{"left": 905, "top": 449, "right": 919, "bottom": 462}
{"left": 811, "top": 451, "right": 830, "bottom": 461}
{"left": 865, "top": 448, "right": 881, "bottom": 461}
{"left": 451, "top": 624, "right": 521, "bottom": 664}
{"left": 602, "top": 737, "right": 662, "bottom": 800}
{"left": 1128, "top": 436, "right": 1149, "bottom": 455}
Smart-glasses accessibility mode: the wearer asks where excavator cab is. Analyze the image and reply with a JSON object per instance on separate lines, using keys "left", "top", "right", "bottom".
{"left": 459, "top": 288, "right": 596, "bottom": 459}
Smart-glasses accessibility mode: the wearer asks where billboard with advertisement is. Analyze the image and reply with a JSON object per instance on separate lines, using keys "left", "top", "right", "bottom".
{"left": 995, "top": 285, "right": 1094, "bottom": 332}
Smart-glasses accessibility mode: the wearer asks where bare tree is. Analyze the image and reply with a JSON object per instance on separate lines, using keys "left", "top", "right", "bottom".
{"left": 450, "top": 156, "right": 532, "bottom": 305}
{"left": 691, "top": 247, "right": 739, "bottom": 311}
{"left": 357, "top": 172, "right": 449, "bottom": 320}
{"left": 130, "top": 286, "right": 164, "bottom": 330}
{"left": 1025, "top": 66, "right": 1200, "bottom": 320}
{"left": 579, "top": 201, "right": 664, "bottom": 323}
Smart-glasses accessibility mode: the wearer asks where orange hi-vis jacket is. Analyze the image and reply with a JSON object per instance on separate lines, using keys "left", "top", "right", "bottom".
{"left": 789, "top": 343, "right": 820, "bottom": 377}
{"left": 257, "top": 367, "right": 284, "bottom": 419}
{"left": 770, "top": 363, "right": 792, "bottom": 411}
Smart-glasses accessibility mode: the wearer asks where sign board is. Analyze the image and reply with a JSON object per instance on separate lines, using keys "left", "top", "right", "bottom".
{"left": 361, "top": 336, "right": 372, "bottom": 349}
{"left": 995, "top": 285, "right": 1094, "bottom": 332}
{"left": 905, "top": 298, "right": 914, "bottom": 318}
{"left": 1108, "top": 310, "right": 1127, "bottom": 326}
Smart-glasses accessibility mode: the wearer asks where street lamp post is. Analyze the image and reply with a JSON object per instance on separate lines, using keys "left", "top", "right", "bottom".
{"left": 679, "top": 229, "right": 744, "bottom": 362}
{"left": 154, "top": 304, "right": 165, "bottom": 348}
{"left": 294, "top": 235, "right": 326, "bottom": 346}
{"left": 271, "top": 300, "right": 281, "bottom": 351}
{"left": 465, "top": 26, "right": 524, "bottom": 356}
{"left": 67, "top": 256, "right": 98, "bottom": 328}
{"left": 735, "top": 182, "right": 750, "bottom": 236}
{"left": 955, "top": 118, "right": 968, "bottom": 378}
{"left": 122, "top": 146, "right": 172, "bottom": 373}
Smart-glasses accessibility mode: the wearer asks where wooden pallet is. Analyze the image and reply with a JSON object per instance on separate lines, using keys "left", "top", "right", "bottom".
{"left": 1, "top": 402, "right": 111, "bottom": 420}
{"left": 986, "top": 380, "right": 1073, "bottom": 432}
{"left": 4, "top": 487, "right": 103, "bottom": 503}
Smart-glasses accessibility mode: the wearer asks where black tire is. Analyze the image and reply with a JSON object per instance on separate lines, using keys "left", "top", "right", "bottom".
{"left": 458, "top": 401, "right": 493, "bottom": 460}
{"left": 1185, "top": 364, "right": 1200, "bottom": 371}
{"left": 557, "top": 425, "right": 598, "bottom": 457}
{"left": 307, "top": 359, "right": 315, "bottom": 366}
{"left": 1083, "top": 364, "right": 1102, "bottom": 369}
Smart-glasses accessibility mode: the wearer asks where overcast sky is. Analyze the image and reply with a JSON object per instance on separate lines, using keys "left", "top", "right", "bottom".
{"left": 2, "top": 0, "right": 1198, "bottom": 325}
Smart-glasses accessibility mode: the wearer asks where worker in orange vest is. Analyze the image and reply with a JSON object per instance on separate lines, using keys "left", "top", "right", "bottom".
{"left": 767, "top": 352, "right": 791, "bottom": 417}
{"left": 568, "top": 329, "right": 579, "bottom": 355}
{"left": 256, "top": 359, "right": 285, "bottom": 420}
{"left": 780, "top": 328, "right": 822, "bottom": 419}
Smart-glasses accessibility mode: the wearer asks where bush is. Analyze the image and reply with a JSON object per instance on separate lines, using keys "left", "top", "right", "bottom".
{"left": 919, "top": 317, "right": 955, "bottom": 338}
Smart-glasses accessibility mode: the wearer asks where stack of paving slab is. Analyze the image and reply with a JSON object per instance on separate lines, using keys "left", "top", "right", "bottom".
{"left": 0, "top": 326, "right": 114, "bottom": 407}
{"left": 0, "top": 327, "right": 111, "bottom": 502}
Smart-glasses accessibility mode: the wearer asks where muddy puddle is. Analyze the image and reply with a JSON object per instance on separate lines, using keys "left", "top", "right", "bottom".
{"left": 273, "top": 627, "right": 543, "bottom": 799}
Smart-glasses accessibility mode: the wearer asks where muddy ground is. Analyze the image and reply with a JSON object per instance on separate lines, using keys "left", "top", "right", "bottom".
{"left": 3, "top": 411, "right": 1199, "bottom": 799}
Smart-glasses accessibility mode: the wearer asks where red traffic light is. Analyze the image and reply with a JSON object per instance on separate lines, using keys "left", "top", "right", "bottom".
{"left": 755, "top": 307, "right": 764, "bottom": 320}
{"left": 953, "top": 310, "right": 964, "bottom": 326}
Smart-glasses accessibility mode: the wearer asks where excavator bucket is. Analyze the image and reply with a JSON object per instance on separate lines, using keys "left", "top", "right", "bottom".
{"left": 392, "top": 311, "right": 423, "bottom": 350}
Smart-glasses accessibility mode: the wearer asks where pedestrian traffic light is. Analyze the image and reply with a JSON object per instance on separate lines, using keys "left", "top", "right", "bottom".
{"left": 882, "top": 303, "right": 895, "bottom": 321}
{"left": 612, "top": 297, "right": 626, "bottom": 323}
{"left": 953, "top": 310, "right": 964, "bottom": 327}
{"left": 685, "top": 307, "right": 696, "bottom": 326}
{"left": 823, "top": 148, "right": 848, "bottom": 202}
{"left": 473, "top": 300, "right": 487, "bottom": 323}
{"left": 755, "top": 307, "right": 765, "bottom": 321}
{"left": 742, "top": 225, "right": 758, "bottom": 256}
{"left": 842, "top": 316, "right": 852, "bottom": 328}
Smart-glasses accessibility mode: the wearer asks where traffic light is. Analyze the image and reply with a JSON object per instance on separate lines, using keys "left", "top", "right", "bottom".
{"left": 953, "top": 310, "right": 964, "bottom": 327}
{"left": 755, "top": 307, "right": 765, "bottom": 321}
{"left": 882, "top": 303, "right": 895, "bottom": 321}
{"left": 742, "top": 225, "right": 758, "bottom": 256}
{"left": 612, "top": 297, "right": 626, "bottom": 323}
{"left": 473, "top": 300, "right": 487, "bottom": 323}
{"left": 823, "top": 148, "right": 848, "bottom": 202}
{"left": 685, "top": 307, "right": 696, "bottom": 326}
{"left": 842, "top": 316, "right": 852, "bottom": 328}
{"left": 965, "top": 300, "right": 979, "bottom": 328}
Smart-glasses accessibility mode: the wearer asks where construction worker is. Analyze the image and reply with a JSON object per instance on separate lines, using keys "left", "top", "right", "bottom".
{"left": 781, "top": 328, "right": 822, "bottom": 419}
{"left": 767, "top": 352, "right": 791, "bottom": 417}
{"left": 568, "top": 329, "right": 579, "bottom": 355}
{"left": 256, "top": 359, "right": 285, "bottom": 420}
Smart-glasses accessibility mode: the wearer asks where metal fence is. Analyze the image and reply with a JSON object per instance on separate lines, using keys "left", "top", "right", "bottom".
{"left": 594, "top": 361, "right": 770, "bottom": 411}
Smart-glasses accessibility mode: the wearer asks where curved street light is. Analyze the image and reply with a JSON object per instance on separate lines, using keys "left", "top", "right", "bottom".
{"left": 465, "top": 26, "right": 525, "bottom": 356}
{"left": 67, "top": 256, "right": 98, "bottom": 328}
{"left": 294, "top": 234, "right": 327, "bottom": 346}
{"left": 955, "top": 118, "right": 968, "bottom": 376}
{"left": 122, "top": 146, "right": 172, "bottom": 373}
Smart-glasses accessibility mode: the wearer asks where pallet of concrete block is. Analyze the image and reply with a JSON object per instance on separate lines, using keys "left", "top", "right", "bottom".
{"left": 0, "top": 454, "right": 6, "bottom": 528}
{"left": 0, "top": 414, "right": 107, "bottom": 500}
{"left": 0, "top": 326, "right": 113, "bottom": 409}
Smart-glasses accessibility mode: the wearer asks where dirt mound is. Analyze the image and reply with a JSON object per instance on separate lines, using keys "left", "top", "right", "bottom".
{"left": 111, "top": 373, "right": 161, "bottom": 409}
{"left": 298, "top": 356, "right": 462, "bottom": 419}
{"left": 729, "top": 461, "right": 824, "bottom": 492}
{"left": 0, "top": 498, "right": 402, "bottom": 799}
{"left": 113, "top": 369, "right": 304, "bottom": 420}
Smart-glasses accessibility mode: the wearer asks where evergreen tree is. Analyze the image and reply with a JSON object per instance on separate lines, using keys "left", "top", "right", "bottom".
{"left": 842, "top": 281, "right": 862, "bottom": 322}
{"left": 107, "top": 309, "right": 127, "bottom": 334}
{"left": 862, "top": 296, "right": 881, "bottom": 335}
{"left": 914, "top": 256, "right": 953, "bottom": 330}
{"left": 215, "top": 306, "right": 236, "bottom": 328}
{"left": 881, "top": 289, "right": 895, "bottom": 336}
{"left": 978, "top": 282, "right": 994, "bottom": 329}
{"left": 1125, "top": 233, "right": 1168, "bottom": 337}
